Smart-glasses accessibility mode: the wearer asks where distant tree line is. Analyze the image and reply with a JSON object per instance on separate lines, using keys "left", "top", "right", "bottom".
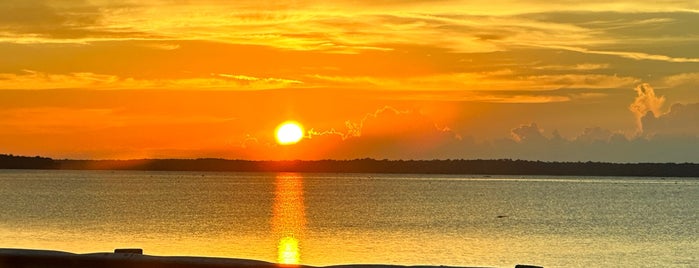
{"left": 1, "top": 154, "right": 698, "bottom": 177}
{"left": 0, "top": 154, "right": 57, "bottom": 169}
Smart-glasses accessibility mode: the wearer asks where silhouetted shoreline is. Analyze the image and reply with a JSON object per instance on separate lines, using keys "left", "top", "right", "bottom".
{"left": 1, "top": 154, "right": 697, "bottom": 177}
{"left": 0, "top": 248, "right": 501, "bottom": 268}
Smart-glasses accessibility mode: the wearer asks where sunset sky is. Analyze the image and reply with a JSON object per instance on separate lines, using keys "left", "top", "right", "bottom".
{"left": 1, "top": 0, "right": 698, "bottom": 162}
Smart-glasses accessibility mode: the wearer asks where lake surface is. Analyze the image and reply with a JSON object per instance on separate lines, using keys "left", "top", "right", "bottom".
{"left": 0, "top": 170, "right": 697, "bottom": 267}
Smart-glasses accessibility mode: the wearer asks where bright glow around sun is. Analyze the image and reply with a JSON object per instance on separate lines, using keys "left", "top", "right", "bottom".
{"left": 275, "top": 121, "right": 304, "bottom": 145}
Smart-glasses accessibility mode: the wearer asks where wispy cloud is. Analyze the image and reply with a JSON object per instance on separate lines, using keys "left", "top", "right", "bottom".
{"left": 534, "top": 63, "right": 610, "bottom": 71}
{"left": 0, "top": 70, "right": 303, "bottom": 90}
{"left": 663, "top": 72, "right": 699, "bottom": 87}
{"left": 543, "top": 45, "right": 699, "bottom": 63}
{"left": 0, "top": 70, "right": 119, "bottom": 90}
{"left": 213, "top": 73, "right": 303, "bottom": 85}
{"left": 308, "top": 72, "right": 638, "bottom": 94}
{"left": 3, "top": 1, "right": 695, "bottom": 56}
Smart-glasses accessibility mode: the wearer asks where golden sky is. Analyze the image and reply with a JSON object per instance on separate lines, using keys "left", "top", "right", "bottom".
{"left": 1, "top": 0, "right": 698, "bottom": 162}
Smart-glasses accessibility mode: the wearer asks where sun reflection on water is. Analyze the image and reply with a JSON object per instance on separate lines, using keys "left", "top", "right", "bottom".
{"left": 272, "top": 174, "right": 306, "bottom": 265}
{"left": 278, "top": 236, "right": 301, "bottom": 264}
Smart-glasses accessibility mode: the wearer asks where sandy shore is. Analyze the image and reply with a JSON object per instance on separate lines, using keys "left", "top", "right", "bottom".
{"left": 0, "top": 248, "right": 505, "bottom": 268}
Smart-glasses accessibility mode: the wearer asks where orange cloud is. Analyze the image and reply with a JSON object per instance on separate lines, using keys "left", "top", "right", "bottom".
{"left": 629, "top": 83, "right": 666, "bottom": 132}
{"left": 0, "top": 70, "right": 303, "bottom": 90}
{"left": 308, "top": 106, "right": 409, "bottom": 140}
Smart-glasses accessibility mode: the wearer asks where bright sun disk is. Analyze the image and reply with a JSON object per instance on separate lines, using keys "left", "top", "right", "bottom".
{"left": 275, "top": 121, "right": 304, "bottom": 145}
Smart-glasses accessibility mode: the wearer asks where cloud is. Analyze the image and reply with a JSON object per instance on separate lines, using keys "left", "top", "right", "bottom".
{"left": 642, "top": 103, "right": 699, "bottom": 137}
{"left": 526, "top": 74, "right": 639, "bottom": 89}
{"left": 485, "top": 122, "right": 697, "bottom": 162}
{"left": 498, "top": 97, "right": 699, "bottom": 161}
{"left": 0, "top": 70, "right": 303, "bottom": 90}
{"left": 575, "top": 127, "right": 615, "bottom": 143}
{"left": 629, "top": 83, "right": 666, "bottom": 132}
{"left": 510, "top": 123, "right": 546, "bottom": 143}
{"left": 0, "top": 0, "right": 66, "bottom": 26}
{"left": 302, "top": 105, "right": 697, "bottom": 161}
{"left": 472, "top": 95, "right": 572, "bottom": 104}
{"left": 1, "top": 0, "right": 696, "bottom": 67}
{"left": 534, "top": 63, "right": 610, "bottom": 71}
{"left": 307, "top": 106, "right": 412, "bottom": 140}
{"left": 547, "top": 45, "right": 699, "bottom": 63}
{"left": 0, "top": 70, "right": 120, "bottom": 90}
{"left": 664, "top": 72, "right": 699, "bottom": 87}
{"left": 309, "top": 72, "right": 638, "bottom": 95}
{"left": 0, "top": 0, "right": 144, "bottom": 42}
{"left": 213, "top": 73, "right": 303, "bottom": 86}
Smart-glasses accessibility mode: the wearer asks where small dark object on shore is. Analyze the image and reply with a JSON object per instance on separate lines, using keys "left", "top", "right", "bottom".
{"left": 114, "top": 248, "right": 143, "bottom": 254}
{"left": 515, "top": 265, "right": 543, "bottom": 268}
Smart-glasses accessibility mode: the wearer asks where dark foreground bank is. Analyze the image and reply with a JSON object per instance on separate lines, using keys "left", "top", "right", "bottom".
{"left": 0, "top": 249, "right": 542, "bottom": 268}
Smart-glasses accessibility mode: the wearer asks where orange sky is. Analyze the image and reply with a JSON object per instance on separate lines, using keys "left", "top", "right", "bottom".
{"left": 1, "top": 1, "right": 698, "bottom": 162}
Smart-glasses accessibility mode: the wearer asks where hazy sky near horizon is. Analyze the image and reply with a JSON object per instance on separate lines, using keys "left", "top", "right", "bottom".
{"left": 1, "top": 0, "right": 698, "bottom": 162}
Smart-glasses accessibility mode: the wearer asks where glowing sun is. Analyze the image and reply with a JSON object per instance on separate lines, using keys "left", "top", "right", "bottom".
{"left": 275, "top": 121, "right": 304, "bottom": 145}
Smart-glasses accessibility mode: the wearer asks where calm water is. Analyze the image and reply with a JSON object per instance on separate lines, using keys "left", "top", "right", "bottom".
{"left": 0, "top": 170, "right": 697, "bottom": 267}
